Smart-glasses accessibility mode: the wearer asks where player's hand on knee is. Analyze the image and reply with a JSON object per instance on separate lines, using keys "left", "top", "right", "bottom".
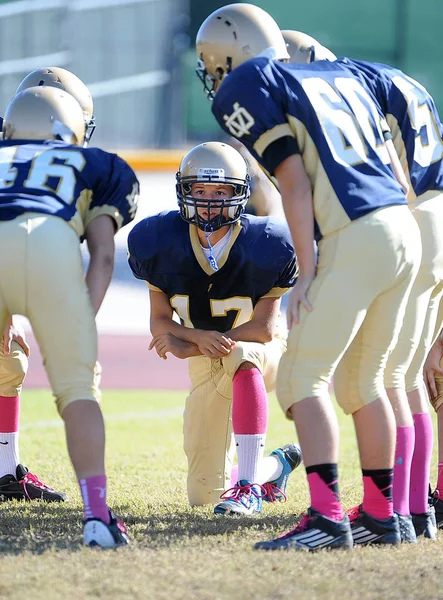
{"left": 3, "top": 316, "right": 30, "bottom": 357}
{"left": 195, "top": 330, "right": 234, "bottom": 359}
{"left": 149, "top": 332, "right": 196, "bottom": 360}
{"left": 424, "top": 338, "right": 443, "bottom": 399}
{"left": 286, "top": 275, "right": 314, "bottom": 329}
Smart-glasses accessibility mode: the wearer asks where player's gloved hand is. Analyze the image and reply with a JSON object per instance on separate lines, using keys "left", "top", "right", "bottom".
{"left": 286, "top": 274, "right": 314, "bottom": 329}
{"left": 3, "top": 315, "right": 31, "bottom": 357}
{"left": 149, "top": 332, "right": 197, "bottom": 360}
{"left": 424, "top": 337, "right": 443, "bottom": 400}
{"left": 193, "top": 329, "right": 234, "bottom": 359}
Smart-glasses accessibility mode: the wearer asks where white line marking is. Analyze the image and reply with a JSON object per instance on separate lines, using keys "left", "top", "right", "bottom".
{"left": 21, "top": 408, "right": 183, "bottom": 430}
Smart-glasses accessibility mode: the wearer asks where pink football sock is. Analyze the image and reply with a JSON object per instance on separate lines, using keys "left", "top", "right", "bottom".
{"left": 362, "top": 470, "right": 393, "bottom": 520}
{"left": 79, "top": 475, "right": 110, "bottom": 523}
{"left": 232, "top": 368, "right": 268, "bottom": 483}
{"left": 393, "top": 426, "right": 414, "bottom": 516}
{"left": 0, "top": 395, "right": 19, "bottom": 432}
{"left": 307, "top": 470, "right": 344, "bottom": 521}
{"left": 232, "top": 368, "right": 268, "bottom": 434}
{"left": 410, "top": 413, "right": 434, "bottom": 514}
{"left": 0, "top": 396, "right": 20, "bottom": 478}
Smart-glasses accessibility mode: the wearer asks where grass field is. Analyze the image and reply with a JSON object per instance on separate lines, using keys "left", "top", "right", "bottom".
{"left": 0, "top": 389, "right": 441, "bottom": 600}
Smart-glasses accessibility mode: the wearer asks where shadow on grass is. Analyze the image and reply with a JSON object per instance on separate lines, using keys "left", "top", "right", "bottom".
{"left": 0, "top": 500, "right": 303, "bottom": 554}
{"left": 135, "top": 509, "right": 302, "bottom": 547}
{"left": 0, "top": 502, "right": 88, "bottom": 555}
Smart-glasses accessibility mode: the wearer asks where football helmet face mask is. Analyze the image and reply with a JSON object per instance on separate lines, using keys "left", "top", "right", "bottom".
{"left": 16, "top": 67, "right": 95, "bottom": 145}
{"left": 3, "top": 86, "right": 86, "bottom": 145}
{"left": 196, "top": 3, "right": 289, "bottom": 99}
{"left": 176, "top": 142, "right": 250, "bottom": 232}
{"left": 281, "top": 30, "right": 337, "bottom": 63}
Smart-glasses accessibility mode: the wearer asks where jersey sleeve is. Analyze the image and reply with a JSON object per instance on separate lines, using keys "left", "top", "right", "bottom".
{"left": 262, "top": 257, "right": 297, "bottom": 298}
{"left": 127, "top": 216, "right": 166, "bottom": 292}
{"left": 85, "top": 152, "right": 140, "bottom": 231}
{"left": 213, "top": 61, "right": 300, "bottom": 174}
{"left": 259, "top": 219, "right": 297, "bottom": 297}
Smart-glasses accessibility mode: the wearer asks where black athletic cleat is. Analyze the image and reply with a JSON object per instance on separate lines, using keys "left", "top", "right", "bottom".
{"left": 0, "top": 464, "right": 67, "bottom": 502}
{"left": 254, "top": 507, "right": 353, "bottom": 552}
{"left": 83, "top": 511, "right": 130, "bottom": 548}
{"left": 396, "top": 513, "right": 417, "bottom": 544}
{"left": 349, "top": 506, "right": 400, "bottom": 546}
{"left": 412, "top": 509, "right": 437, "bottom": 540}
{"left": 430, "top": 490, "right": 443, "bottom": 529}
{"left": 263, "top": 443, "right": 303, "bottom": 502}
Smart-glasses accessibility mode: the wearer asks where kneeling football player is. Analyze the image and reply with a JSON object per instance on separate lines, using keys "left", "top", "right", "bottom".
{"left": 128, "top": 141, "right": 302, "bottom": 515}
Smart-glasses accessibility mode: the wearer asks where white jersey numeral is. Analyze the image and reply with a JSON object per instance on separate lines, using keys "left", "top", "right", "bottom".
{"left": 391, "top": 74, "right": 443, "bottom": 167}
{"left": 302, "top": 77, "right": 389, "bottom": 166}
{"left": 170, "top": 295, "right": 253, "bottom": 329}
{"left": 0, "top": 146, "right": 85, "bottom": 203}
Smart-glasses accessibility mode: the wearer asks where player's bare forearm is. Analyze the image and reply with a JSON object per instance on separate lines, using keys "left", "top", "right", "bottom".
{"left": 225, "top": 317, "right": 276, "bottom": 344}
{"left": 85, "top": 215, "right": 116, "bottom": 315}
{"left": 275, "top": 155, "right": 316, "bottom": 277}
{"left": 149, "top": 332, "right": 201, "bottom": 359}
{"left": 150, "top": 316, "right": 203, "bottom": 347}
{"left": 85, "top": 254, "right": 114, "bottom": 315}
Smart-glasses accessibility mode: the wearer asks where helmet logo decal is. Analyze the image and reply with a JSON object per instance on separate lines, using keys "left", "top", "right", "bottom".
{"left": 197, "top": 167, "right": 225, "bottom": 180}
{"left": 223, "top": 102, "right": 255, "bottom": 138}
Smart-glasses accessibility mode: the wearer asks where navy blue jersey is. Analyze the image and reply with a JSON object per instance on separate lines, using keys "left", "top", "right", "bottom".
{"left": 128, "top": 211, "right": 296, "bottom": 332}
{"left": 212, "top": 57, "right": 407, "bottom": 239}
{"left": 0, "top": 139, "right": 139, "bottom": 237}
{"left": 338, "top": 58, "right": 443, "bottom": 197}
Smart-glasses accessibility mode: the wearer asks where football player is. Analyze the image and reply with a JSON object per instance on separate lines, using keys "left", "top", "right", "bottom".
{"left": 283, "top": 29, "right": 442, "bottom": 541}
{"left": 0, "top": 85, "right": 139, "bottom": 547}
{"left": 423, "top": 320, "right": 443, "bottom": 526}
{"left": 0, "top": 68, "right": 96, "bottom": 503}
{"left": 128, "top": 141, "right": 302, "bottom": 515}
{"left": 195, "top": 4, "right": 421, "bottom": 550}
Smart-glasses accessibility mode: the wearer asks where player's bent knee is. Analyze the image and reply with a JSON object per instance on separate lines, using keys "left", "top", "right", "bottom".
{"left": 384, "top": 370, "right": 406, "bottom": 390}
{"left": 277, "top": 353, "right": 331, "bottom": 416}
{"left": 405, "top": 373, "right": 421, "bottom": 394}
{"left": 0, "top": 346, "right": 28, "bottom": 396}
{"left": 222, "top": 342, "right": 266, "bottom": 378}
{"left": 235, "top": 360, "right": 256, "bottom": 372}
{"left": 56, "top": 388, "right": 100, "bottom": 417}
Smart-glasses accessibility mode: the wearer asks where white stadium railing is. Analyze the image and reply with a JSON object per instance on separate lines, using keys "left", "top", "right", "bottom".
{"left": 0, "top": 0, "right": 189, "bottom": 148}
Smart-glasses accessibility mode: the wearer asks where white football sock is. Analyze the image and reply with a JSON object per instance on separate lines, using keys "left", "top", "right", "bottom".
{"left": 0, "top": 431, "right": 20, "bottom": 478}
{"left": 257, "top": 455, "right": 284, "bottom": 485}
{"left": 235, "top": 433, "right": 266, "bottom": 483}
